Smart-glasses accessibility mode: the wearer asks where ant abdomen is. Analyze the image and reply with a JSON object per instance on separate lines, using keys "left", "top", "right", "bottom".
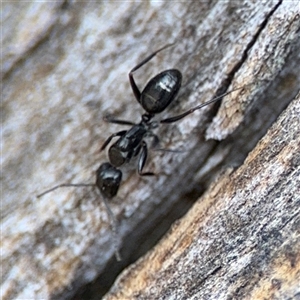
{"left": 141, "top": 69, "right": 182, "bottom": 114}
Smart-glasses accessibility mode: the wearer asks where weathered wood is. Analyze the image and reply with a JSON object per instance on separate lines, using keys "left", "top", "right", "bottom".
{"left": 104, "top": 92, "right": 300, "bottom": 299}
{"left": 2, "top": 1, "right": 299, "bottom": 299}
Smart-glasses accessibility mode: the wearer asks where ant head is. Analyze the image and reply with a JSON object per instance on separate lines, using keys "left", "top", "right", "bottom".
{"left": 95, "top": 163, "right": 122, "bottom": 199}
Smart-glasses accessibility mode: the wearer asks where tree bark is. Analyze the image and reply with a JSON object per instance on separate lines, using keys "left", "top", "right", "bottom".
{"left": 104, "top": 92, "right": 300, "bottom": 300}
{"left": 2, "top": 1, "right": 299, "bottom": 299}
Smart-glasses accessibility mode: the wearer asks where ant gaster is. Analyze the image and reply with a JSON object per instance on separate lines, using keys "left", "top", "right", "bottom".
{"left": 37, "top": 43, "right": 249, "bottom": 260}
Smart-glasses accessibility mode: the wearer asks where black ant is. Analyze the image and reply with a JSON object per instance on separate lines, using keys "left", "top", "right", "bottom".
{"left": 37, "top": 43, "right": 250, "bottom": 260}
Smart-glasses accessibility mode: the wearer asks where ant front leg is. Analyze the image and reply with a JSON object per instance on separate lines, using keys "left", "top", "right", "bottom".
{"left": 100, "top": 130, "right": 127, "bottom": 151}
{"left": 138, "top": 141, "right": 155, "bottom": 176}
{"left": 129, "top": 43, "right": 175, "bottom": 103}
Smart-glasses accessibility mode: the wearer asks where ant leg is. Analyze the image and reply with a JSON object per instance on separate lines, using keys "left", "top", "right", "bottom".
{"left": 138, "top": 141, "right": 155, "bottom": 176}
{"left": 104, "top": 115, "right": 136, "bottom": 126}
{"left": 133, "top": 144, "right": 141, "bottom": 157}
{"left": 160, "top": 85, "right": 249, "bottom": 124}
{"left": 129, "top": 43, "right": 176, "bottom": 103}
{"left": 100, "top": 130, "right": 127, "bottom": 151}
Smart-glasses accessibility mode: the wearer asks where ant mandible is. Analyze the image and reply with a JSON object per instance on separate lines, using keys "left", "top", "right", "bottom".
{"left": 37, "top": 43, "right": 247, "bottom": 260}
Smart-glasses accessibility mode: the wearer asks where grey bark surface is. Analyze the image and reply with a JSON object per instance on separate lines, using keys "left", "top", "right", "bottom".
{"left": 104, "top": 92, "right": 300, "bottom": 300}
{"left": 2, "top": 1, "right": 299, "bottom": 299}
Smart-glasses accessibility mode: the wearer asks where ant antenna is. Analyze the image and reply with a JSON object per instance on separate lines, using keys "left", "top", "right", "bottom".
{"left": 36, "top": 183, "right": 94, "bottom": 198}
{"left": 37, "top": 182, "right": 122, "bottom": 261}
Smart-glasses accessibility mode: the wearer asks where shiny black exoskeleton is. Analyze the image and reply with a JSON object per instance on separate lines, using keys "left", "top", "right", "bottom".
{"left": 36, "top": 162, "right": 121, "bottom": 199}
{"left": 137, "top": 69, "right": 182, "bottom": 114}
{"left": 96, "top": 163, "right": 122, "bottom": 198}
{"left": 36, "top": 44, "right": 182, "bottom": 199}
{"left": 38, "top": 43, "right": 239, "bottom": 200}
{"left": 37, "top": 43, "right": 247, "bottom": 260}
{"left": 101, "top": 44, "right": 182, "bottom": 177}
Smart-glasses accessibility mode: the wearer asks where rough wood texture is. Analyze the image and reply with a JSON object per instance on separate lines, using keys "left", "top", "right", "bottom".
{"left": 104, "top": 92, "right": 300, "bottom": 299}
{"left": 2, "top": 1, "right": 299, "bottom": 299}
